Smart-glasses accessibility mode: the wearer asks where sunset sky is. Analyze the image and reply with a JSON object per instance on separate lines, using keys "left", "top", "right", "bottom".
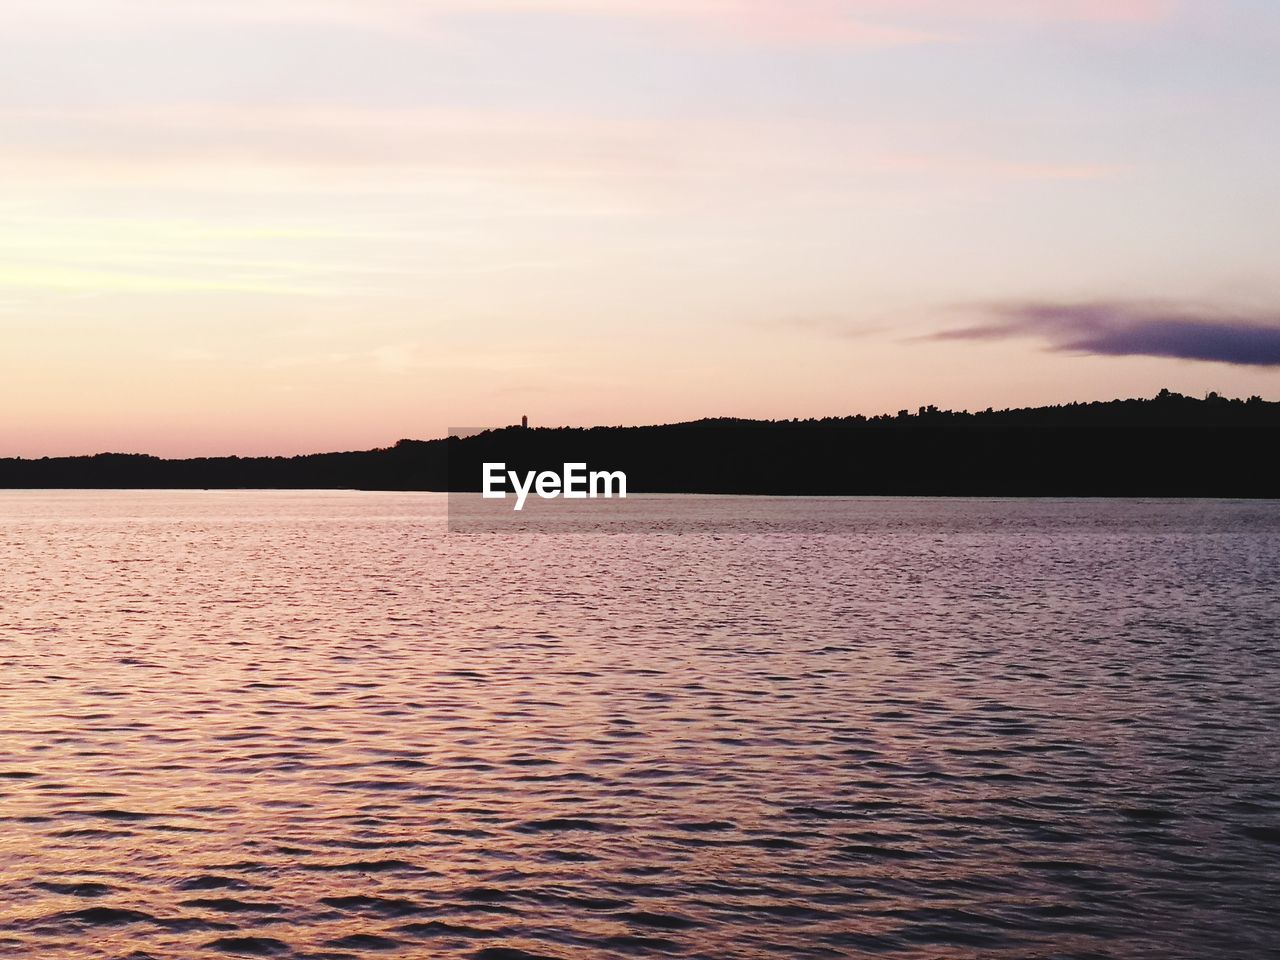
{"left": 3, "top": 0, "right": 1278, "bottom": 457}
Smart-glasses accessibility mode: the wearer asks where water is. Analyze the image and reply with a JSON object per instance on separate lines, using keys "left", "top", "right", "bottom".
{"left": 2, "top": 491, "right": 1278, "bottom": 959}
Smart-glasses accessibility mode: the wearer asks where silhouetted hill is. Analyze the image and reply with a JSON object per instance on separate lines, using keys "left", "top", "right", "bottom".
{"left": 3, "top": 390, "right": 1278, "bottom": 497}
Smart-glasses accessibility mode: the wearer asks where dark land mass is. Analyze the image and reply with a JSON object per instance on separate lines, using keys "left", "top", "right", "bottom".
{"left": 3, "top": 390, "right": 1278, "bottom": 497}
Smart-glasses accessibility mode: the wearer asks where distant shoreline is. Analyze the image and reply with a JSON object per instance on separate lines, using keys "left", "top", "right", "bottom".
{"left": 4, "top": 392, "right": 1279, "bottom": 498}
{"left": 2, "top": 490, "right": 1278, "bottom": 503}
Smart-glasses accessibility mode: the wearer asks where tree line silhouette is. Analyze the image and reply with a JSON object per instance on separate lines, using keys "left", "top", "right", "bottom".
{"left": 3, "top": 390, "right": 1277, "bottom": 497}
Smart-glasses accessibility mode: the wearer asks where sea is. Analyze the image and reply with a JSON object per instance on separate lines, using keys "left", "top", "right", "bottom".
{"left": 1, "top": 491, "right": 1278, "bottom": 959}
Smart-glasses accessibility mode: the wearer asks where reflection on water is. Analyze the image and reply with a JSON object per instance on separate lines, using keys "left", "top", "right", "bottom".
{"left": 1, "top": 491, "right": 1278, "bottom": 959}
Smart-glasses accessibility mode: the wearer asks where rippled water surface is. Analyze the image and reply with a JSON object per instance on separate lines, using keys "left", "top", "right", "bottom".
{"left": 2, "top": 492, "right": 1279, "bottom": 959}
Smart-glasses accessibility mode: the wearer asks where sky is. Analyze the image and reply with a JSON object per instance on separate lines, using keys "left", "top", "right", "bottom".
{"left": 2, "top": 0, "right": 1278, "bottom": 457}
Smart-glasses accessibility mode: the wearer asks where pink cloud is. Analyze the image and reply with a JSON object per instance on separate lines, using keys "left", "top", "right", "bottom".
{"left": 459, "top": 0, "right": 937, "bottom": 46}
{"left": 861, "top": 0, "right": 1171, "bottom": 23}
{"left": 470, "top": 0, "right": 1174, "bottom": 37}
{"left": 7, "top": 1, "right": 1169, "bottom": 45}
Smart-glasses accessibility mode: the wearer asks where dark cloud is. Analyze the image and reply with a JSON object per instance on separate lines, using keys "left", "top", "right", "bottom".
{"left": 929, "top": 301, "right": 1280, "bottom": 367}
